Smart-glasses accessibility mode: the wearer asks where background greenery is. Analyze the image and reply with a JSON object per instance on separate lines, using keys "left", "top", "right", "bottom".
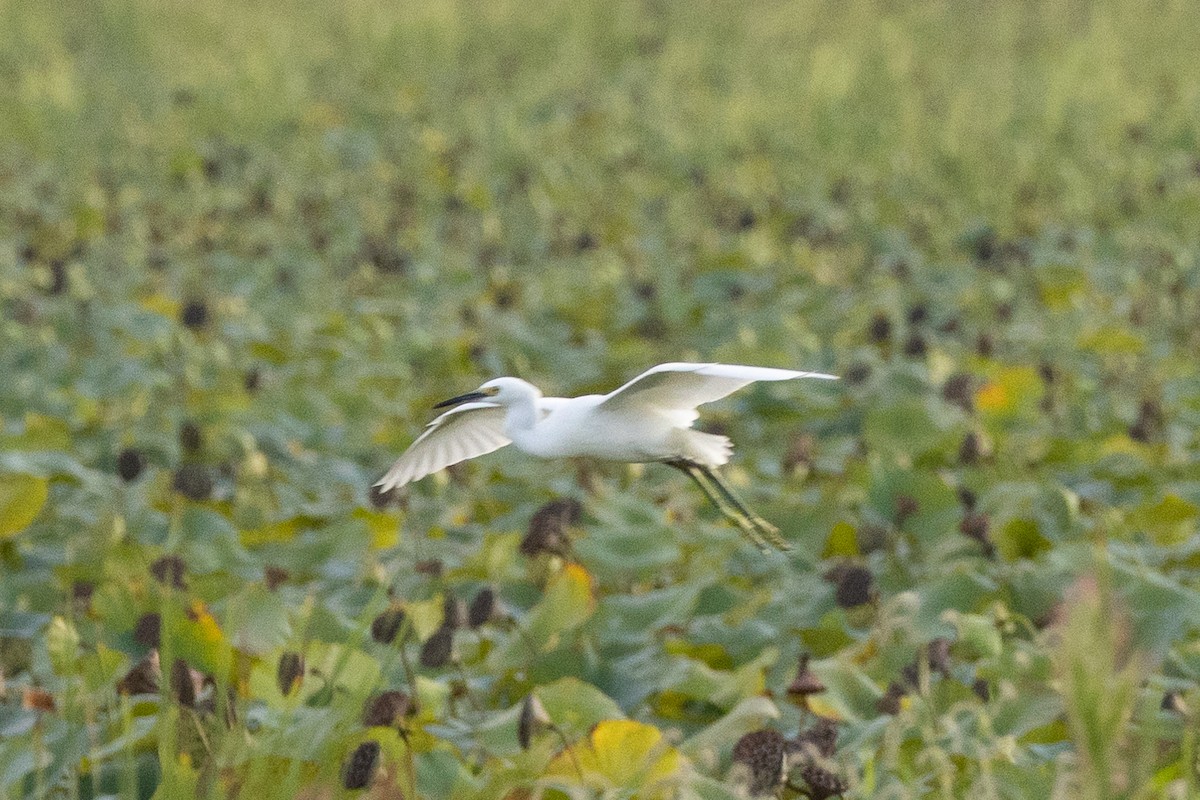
{"left": 2, "top": 0, "right": 1200, "bottom": 797}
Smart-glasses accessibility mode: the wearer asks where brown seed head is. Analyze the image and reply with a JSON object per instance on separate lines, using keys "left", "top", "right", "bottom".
{"left": 517, "top": 693, "right": 551, "bottom": 750}
{"left": 731, "top": 729, "right": 787, "bottom": 796}
{"left": 370, "top": 607, "right": 406, "bottom": 645}
{"left": 419, "top": 625, "right": 454, "bottom": 668}
{"left": 277, "top": 652, "right": 305, "bottom": 696}
{"left": 342, "top": 740, "right": 381, "bottom": 790}
{"left": 362, "top": 690, "right": 414, "bottom": 727}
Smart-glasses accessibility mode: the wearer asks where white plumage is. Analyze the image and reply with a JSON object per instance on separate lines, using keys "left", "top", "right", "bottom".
{"left": 376, "top": 362, "right": 837, "bottom": 551}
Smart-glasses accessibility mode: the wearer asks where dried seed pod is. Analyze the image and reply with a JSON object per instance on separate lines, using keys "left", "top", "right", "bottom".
{"left": 868, "top": 313, "right": 892, "bottom": 344}
{"left": 171, "top": 658, "right": 198, "bottom": 708}
{"left": 150, "top": 555, "right": 187, "bottom": 590}
{"left": 1162, "top": 691, "right": 1187, "bottom": 715}
{"left": 263, "top": 566, "right": 289, "bottom": 591}
{"left": 367, "top": 483, "right": 394, "bottom": 510}
{"left": 178, "top": 420, "right": 203, "bottom": 453}
{"left": 1130, "top": 398, "right": 1165, "bottom": 442}
{"left": 956, "top": 486, "right": 977, "bottom": 510}
{"left": 787, "top": 653, "right": 826, "bottom": 698}
{"left": 876, "top": 681, "right": 906, "bottom": 715}
{"left": 442, "top": 594, "right": 467, "bottom": 630}
{"left": 941, "top": 373, "right": 974, "bottom": 412}
{"left": 790, "top": 717, "right": 839, "bottom": 760}
{"left": 362, "top": 690, "right": 413, "bottom": 727}
{"left": 902, "top": 333, "right": 927, "bottom": 358}
{"left": 342, "top": 740, "right": 381, "bottom": 790}
{"left": 959, "top": 512, "right": 993, "bottom": 554}
{"left": 48, "top": 260, "right": 68, "bottom": 295}
{"left": 133, "top": 613, "right": 161, "bottom": 648}
{"left": 118, "top": 650, "right": 160, "bottom": 695}
{"left": 71, "top": 580, "right": 95, "bottom": 612}
{"left": 856, "top": 522, "right": 888, "bottom": 554}
{"left": 180, "top": 299, "right": 210, "bottom": 330}
{"left": 468, "top": 587, "right": 500, "bottom": 629}
{"left": 633, "top": 279, "right": 657, "bottom": 300}
{"left": 781, "top": 433, "right": 815, "bottom": 475}
{"left": 414, "top": 559, "right": 443, "bottom": 577}
{"left": 797, "top": 762, "right": 849, "bottom": 800}
{"left": 171, "top": 464, "right": 213, "bottom": 501}
{"left": 517, "top": 693, "right": 551, "bottom": 750}
{"left": 894, "top": 494, "right": 919, "bottom": 523}
{"left": 370, "top": 608, "right": 406, "bottom": 644}
{"left": 419, "top": 625, "right": 454, "bottom": 668}
{"left": 832, "top": 566, "right": 874, "bottom": 609}
{"left": 842, "top": 362, "right": 871, "bottom": 385}
{"left": 967, "top": 227, "right": 997, "bottom": 263}
{"left": 277, "top": 652, "right": 305, "bottom": 696}
{"left": 927, "top": 638, "right": 952, "bottom": 676}
{"left": 1037, "top": 361, "right": 1056, "bottom": 385}
{"left": 116, "top": 448, "right": 146, "bottom": 482}
{"left": 520, "top": 498, "right": 582, "bottom": 557}
{"left": 731, "top": 729, "right": 787, "bottom": 796}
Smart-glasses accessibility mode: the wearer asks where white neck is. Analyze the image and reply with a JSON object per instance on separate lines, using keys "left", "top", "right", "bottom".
{"left": 502, "top": 392, "right": 539, "bottom": 435}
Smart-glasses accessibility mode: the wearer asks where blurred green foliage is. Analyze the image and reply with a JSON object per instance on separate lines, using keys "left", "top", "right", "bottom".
{"left": 2, "top": 0, "right": 1200, "bottom": 797}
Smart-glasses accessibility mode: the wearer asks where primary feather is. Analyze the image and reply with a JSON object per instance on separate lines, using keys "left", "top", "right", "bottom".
{"left": 600, "top": 362, "right": 836, "bottom": 412}
{"left": 375, "top": 402, "right": 510, "bottom": 491}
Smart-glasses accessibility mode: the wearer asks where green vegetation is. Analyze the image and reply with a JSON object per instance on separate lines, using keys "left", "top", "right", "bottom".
{"left": 3, "top": 0, "right": 1200, "bottom": 797}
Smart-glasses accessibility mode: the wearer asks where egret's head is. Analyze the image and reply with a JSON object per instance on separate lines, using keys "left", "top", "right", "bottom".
{"left": 433, "top": 377, "right": 540, "bottom": 409}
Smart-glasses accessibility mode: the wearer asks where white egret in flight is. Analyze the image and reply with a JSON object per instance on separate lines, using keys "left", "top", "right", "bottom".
{"left": 376, "top": 363, "right": 837, "bottom": 551}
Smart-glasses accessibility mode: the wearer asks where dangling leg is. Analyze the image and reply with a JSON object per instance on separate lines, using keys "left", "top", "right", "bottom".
{"left": 696, "top": 464, "right": 792, "bottom": 551}
{"left": 664, "top": 459, "right": 770, "bottom": 552}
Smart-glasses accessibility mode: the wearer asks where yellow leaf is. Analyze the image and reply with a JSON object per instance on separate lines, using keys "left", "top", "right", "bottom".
{"left": 977, "top": 366, "right": 1042, "bottom": 417}
{"left": 188, "top": 602, "right": 225, "bottom": 648}
{"left": 1078, "top": 326, "right": 1144, "bottom": 354}
{"left": 0, "top": 473, "right": 50, "bottom": 538}
{"left": 247, "top": 341, "right": 288, "bottom": 364}
{"left": 139, "top": 293, "right": 180, "bottom": 319}
{"left": 546, "top": 719, "right": 684, "bottom": 794}
{"left": 406, "top": 596, "right": 444, "bottom": 641}
{"left": 173, "top": 602, "right": 231, "bottom": 678}
{"left": 662, "top": 638, "right": 732, "bottom": 670}
{"left": 353, "top": 508, "right": 401, "bottom": 549}
{"left": 8, "top": 413, "right": 72, "bottom": 449}
{"left": 239, "top": 518, "right": 299, "bottom": 546}
{"left": 975, "top": 381, "right": 1010, "bottom": 413}
{"left": 822, "top": 521, "right": 860, "bottom": 558}
{"left": 526, "top": 563, "right": 596, "bottom": 650}
{"left": 804, "top": 695, "right": 843, "bottom": 720}
{"left": 1135, "top": 494, "right": 1199, "bottom": 546}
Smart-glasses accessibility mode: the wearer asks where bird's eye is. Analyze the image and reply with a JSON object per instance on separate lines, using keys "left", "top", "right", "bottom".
{"left": 484, "top": 386, "right": 500, "bottom": 396}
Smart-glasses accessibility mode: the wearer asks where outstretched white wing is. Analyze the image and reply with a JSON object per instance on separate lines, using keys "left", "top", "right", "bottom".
{"left": 599, "top": 362, "right": 837, "bottom": 413}
{"left": 375, "top": 402, "right": 511, "bottom": 491}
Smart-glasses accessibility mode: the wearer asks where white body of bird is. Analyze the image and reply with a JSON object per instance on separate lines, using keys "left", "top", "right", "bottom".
{"left": 376, "top": 362, "right": 837, "bottom": 550}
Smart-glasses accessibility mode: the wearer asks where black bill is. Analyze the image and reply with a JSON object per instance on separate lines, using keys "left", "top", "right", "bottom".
{"left": 433, "top": 391, "right": 490, "bottom": 409}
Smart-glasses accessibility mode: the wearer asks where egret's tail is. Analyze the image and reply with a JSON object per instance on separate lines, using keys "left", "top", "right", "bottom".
{"left": 679, "top": 430, "right": 733, "bottom": 468}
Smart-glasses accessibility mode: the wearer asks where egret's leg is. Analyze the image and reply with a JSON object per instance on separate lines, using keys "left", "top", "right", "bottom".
{"left": 665, "top": 460, "right": 770, "bottom": 551}
{"left": 696, "top": 465, "right": 792, "bottom": 552}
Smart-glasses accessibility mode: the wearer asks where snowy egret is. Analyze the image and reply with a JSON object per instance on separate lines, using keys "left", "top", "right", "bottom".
{"left": 376, "top": 363, "right": 837, "bottom": 551}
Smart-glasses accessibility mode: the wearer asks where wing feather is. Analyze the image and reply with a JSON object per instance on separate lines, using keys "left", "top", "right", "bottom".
{"left": 375, "top": 402, "right": 511, "bottom": 491}
{"left": 599, "top": 362, "right": 836, "bottom": 412}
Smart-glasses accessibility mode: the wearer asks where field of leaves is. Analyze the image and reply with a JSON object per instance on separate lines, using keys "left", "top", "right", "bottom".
{"left": 2, "top": 0, "right": 1200, "bottom": 797}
